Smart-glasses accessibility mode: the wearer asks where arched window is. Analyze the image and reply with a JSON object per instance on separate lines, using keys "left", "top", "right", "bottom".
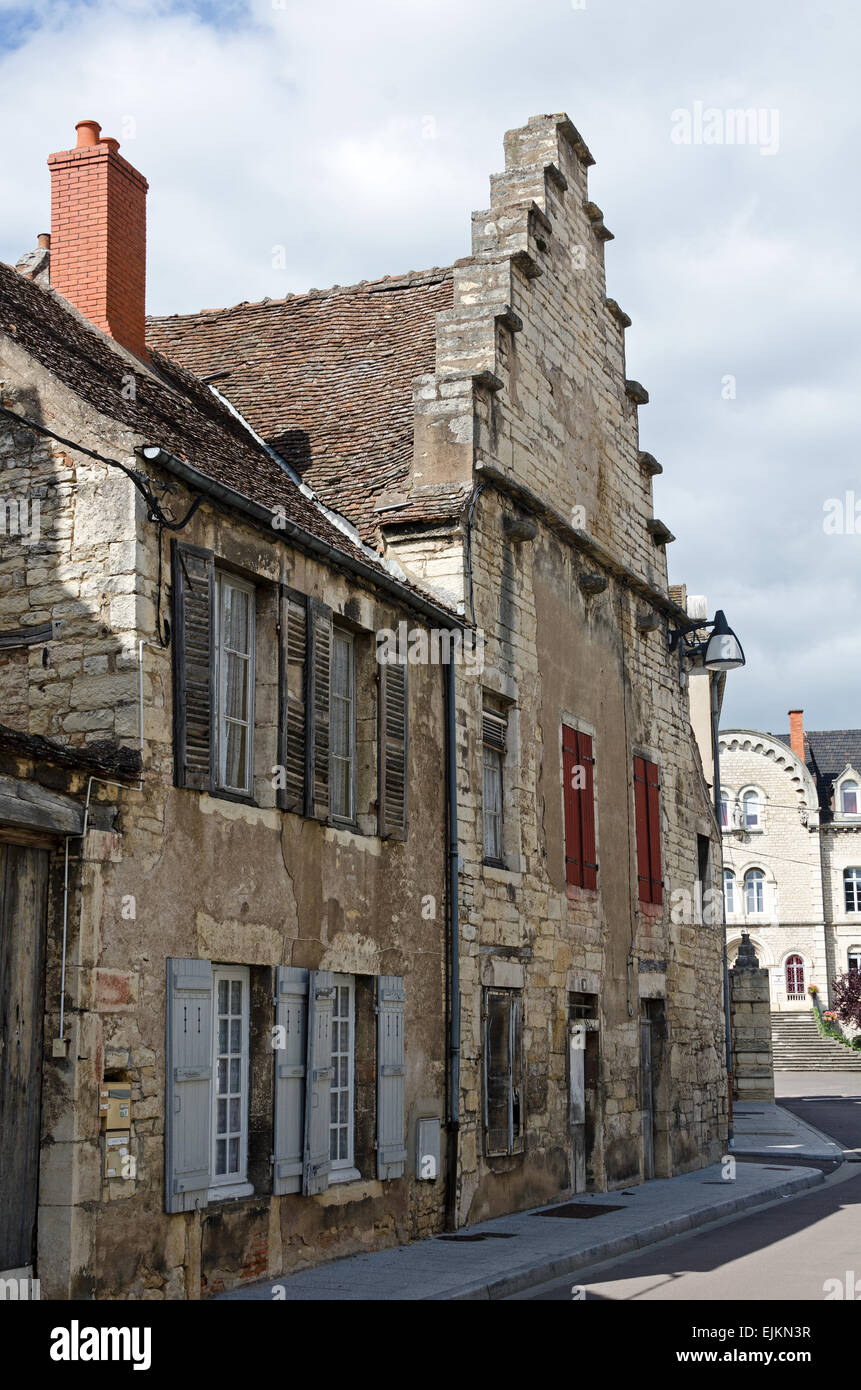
{"left": 743, "top": 790, "right": 761, "bottom": 830}
{"left": 785, "top": 954, "right": 805, "bottom": 997}
{"left": 844, "top": 869, "right": 861, "bottom": 913}
{"left": 720, "top": 792, "right": 730, "bottom": 829}
{"left": 842, "top": 780, "right": 859, "bottom": 816}
{"left": 848, "top": 949, "right": 861, "bottom": 975}
{"left": 745, "top": 868, "right": 765, "bottom": 914}
{"left": 723, "top": 869, "right": 735, "bottom": 914}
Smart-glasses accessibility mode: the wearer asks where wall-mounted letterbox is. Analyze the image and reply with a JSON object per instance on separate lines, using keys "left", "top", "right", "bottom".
{"left": 104, "top": 1131, "right": 130, "bottom": 1179}
{"left": 99, "top": 1084, "right": 131, "bottom": 1129}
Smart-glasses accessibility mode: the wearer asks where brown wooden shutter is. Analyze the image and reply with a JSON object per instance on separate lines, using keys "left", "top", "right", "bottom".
{"left": 379, "top": 656, "right": 408, "bottom": 839}
{"left": 171, "top": 541, "right": 215, "bottom": 790}
{"left": 306, "top": 598, "right": 332, "bottom": 820}
{"left": 278, "top": 587, "right": 307, "bottom": 814}
{"left": 562, "top": 724, "right": 581, "bottom": 886}
{"left": 578, "top": 730, "right": 598, "bottom": 891}
{"left": 633, "top": 755, "right": 651, "bottom": 902}
{"left": 645, "top": 759, "right": 663, "bottom": 905}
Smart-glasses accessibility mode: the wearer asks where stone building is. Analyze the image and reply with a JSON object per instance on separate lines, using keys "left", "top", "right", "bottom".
{"left": 0, "top": 112, "right": 730, "bottom": 1298}
{"left": 721, "top": 710, "right": 861, "bottom": 1009}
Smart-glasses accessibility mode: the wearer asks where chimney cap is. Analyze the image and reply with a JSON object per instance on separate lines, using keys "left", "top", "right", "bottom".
{"left": 37, "top": 232, "right": 51, "bottom": 249}
{"left": 75, "top": 120, "right": 102, "bottom": 147}
{"left": 788, "top": 707, "right": 804, "bottom": 714}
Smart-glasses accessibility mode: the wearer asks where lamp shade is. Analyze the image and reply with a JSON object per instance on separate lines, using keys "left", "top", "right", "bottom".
{"left": 704, "top": 610, "right": 745, "bottom": 671}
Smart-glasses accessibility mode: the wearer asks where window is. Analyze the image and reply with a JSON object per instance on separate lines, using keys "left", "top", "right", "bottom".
{"left": 743, "top": 790, "right": 761, "bottom": 830}
{"left": 785, "top": 954, "right": 805, "bottom": 998}
{"left": 720, "top": 792, "right": 730, "bottom": 830}
{"left": 562, "top": 725, "right": 598, "bottom": 889}
{"left": 329, "top": 974, "right": 355, "bottom": 1176}
{"left": 848, "top": 949, "right": 861, "bottom": 975}
{"left": 844, "top": 868, "right": 861, "bottom": 913}
{"left": 330, "top": 629, "right": 355, "bottom": 821}
{"left": 633, "top": 755, "right": 662, "bottom": 905}
{"left": 484, "top": 988, "right": 524, "bottom": 1156}
{"left": 210, "top": 965, "right": 250, "bottom": 1191}
{"left": 214, "top": 572, "right": 255, "bottom": 796}
{"left": 745, "top": 868, "right": 765, "bottom": 914}
{"left": 842, "top": 780, "right": 859, "bottom": 816}
{"left": 482, "top": 708, "right": 507, "bottom": 864}
{"left": 723, "top": 869, "right": 735, "bottom": 914}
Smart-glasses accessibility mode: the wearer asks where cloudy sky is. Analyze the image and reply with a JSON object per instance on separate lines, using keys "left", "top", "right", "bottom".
{"left": 2, "top": 0, "right": 859, "bottom": 734}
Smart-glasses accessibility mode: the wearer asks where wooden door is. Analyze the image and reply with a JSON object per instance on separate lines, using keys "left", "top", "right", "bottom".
{"left": 0, "top": 844, "right": 48, "bottom": 1270}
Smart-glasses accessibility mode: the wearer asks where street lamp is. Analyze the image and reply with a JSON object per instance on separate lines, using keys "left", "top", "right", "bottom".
{"left": 669, "top": 608, "right": 746, "bottom": 1141}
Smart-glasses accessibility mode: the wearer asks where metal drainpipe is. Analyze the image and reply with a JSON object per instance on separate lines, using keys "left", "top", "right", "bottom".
{"left": 711, "top": 673, "right": 734, "bottom": 1140}
{"left": 445, "top": 655, "right": 461, "bottom": 1229}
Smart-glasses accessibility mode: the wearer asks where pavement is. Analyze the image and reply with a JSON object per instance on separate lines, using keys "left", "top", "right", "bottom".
{"left": 215, "top": 1100, "right": 835, "bottom": 1301}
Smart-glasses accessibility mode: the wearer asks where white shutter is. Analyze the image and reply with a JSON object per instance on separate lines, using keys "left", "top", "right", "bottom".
{"left": 165, "top": 958, "right": 213, "bottom": 1213}
{"left": 376, "top": 975, "right": 407, "bottom": 1179}
{"left": 272, "top": 966, "right": 308, "bottom": 1195}
{"left": 303, "top": 970, "right": 334, "bottom": 1195}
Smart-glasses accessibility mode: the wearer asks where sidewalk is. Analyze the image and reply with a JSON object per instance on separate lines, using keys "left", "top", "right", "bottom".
{"left": 215, "top": 1102, "right": 834, "bottom": 1302}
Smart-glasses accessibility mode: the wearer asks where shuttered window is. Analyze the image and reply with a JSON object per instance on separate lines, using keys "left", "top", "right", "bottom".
{"left": 482, "top": 708, "right": 507, "bottom": 863}
{"left": 329, "top": 975, "right": 355, "bottom": 1171}
{"left": 278, "top": 591, "right": 307, "bottom": 814}
{"left": 307, "top": 599, "right": 332, "bottom": 820}
{"left": 214, "top": 574, "right": 255, "bottom": 796}
{"left": 562, "top": 725, "right": 598, "bottom": 889}
{"left": 210, "top": 966, "right": 250, "bottom": 1186}
{"left": 376, "top": 976, "right": 406, "bottom": 1179}
{"left": 379, "top": 656, "right": 408, "bottom": 839}
{"left": 165, "top": 958, "right": 213, "bottom": 1213}
{"left": 634, "top": 755, "right": 663, "bottom": 905}
{"left": 171, "top": 543, "right": 255, "bottom": 798}
{"left": 484, "top": 988, "right": 524, "bottom": 1156}
{"left": 330, "top": 631, "right": 355, "bottom": 822}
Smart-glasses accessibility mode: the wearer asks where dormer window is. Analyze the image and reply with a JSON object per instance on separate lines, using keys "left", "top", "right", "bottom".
{"left": 842, "top": 779, "right": 859, "bottom": 816}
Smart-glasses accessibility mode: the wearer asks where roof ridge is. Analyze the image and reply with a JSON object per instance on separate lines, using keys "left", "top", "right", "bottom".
{"left": 147, "top": 265, "right": 455, "bottom": 325}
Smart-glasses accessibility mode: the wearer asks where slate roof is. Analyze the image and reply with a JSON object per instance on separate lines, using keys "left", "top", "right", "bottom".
{"left": 772, "top": 728, "right": 861, "bottom": 819}
{"left": 0, "top": 259, "right": 447, "bottom": 604}
{"left": 146, "top": 268, "right": 456, "bottom": 543}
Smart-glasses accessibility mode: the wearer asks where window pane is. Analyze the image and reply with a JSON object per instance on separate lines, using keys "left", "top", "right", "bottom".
{"left": 483, "top": 745, "right": 503, "bottom": 860}
{"left": 328, "top": 977, "right": 354, "bottom": 1169}
{"left": 224, "top": 721, "right": 248, "bottom": 790}
{"left": 330, "top": 633, "right": 354, "bottom": 819}
{"left": 224, "top": 650, "right": 249, "bottom": 722}
{"left": 222, "top": 584, "right": 250, "bottom": 654}
{"left": 485, "top": 991, "right": 511, "bottom": 1153}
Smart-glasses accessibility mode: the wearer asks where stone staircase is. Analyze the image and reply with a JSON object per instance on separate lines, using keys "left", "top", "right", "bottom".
{"left": 771, "top": 1011, "right": 861, "bottom": 1071}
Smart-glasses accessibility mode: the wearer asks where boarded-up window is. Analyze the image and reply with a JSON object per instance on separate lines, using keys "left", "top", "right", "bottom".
{"left": 562, "top": 725, "right": 598, "bottom": 889}
{"left": 484, "top": 988, "right": 524, "bottom": 1156}
{"left": 634, "top": 755, "right": 663, "bottom": 905}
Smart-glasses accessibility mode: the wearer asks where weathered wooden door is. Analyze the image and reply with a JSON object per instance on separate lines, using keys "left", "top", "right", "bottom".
{"left": 640, "top": 1018, "right": 655, "bottom": 1181}
{"left": 0, "top": 843, "right": 49, "bottom": 1270}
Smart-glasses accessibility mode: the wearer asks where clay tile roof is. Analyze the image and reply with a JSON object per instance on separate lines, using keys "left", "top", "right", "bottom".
{"left": 0, "top": 259, "right": 449, "bottom": 605}
{"left": 146, "top": 269, "right": 455, "bottom": 543}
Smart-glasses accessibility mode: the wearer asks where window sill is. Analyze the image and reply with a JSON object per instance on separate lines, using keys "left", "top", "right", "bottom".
{"left": 206, "top": 1181, "right": 254, "bottom": 1203}
{"left": 205, "top": 788, "right": 258, "bottom": 807}
{"left": 327, "top": 1166, "right": 362, "bottom": 1187}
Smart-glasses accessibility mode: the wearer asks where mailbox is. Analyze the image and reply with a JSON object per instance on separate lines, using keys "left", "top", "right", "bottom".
{"left": 104, "top": 1131, "right": 130, "bottom": 1180}
{"left": 99, "top": 1084, "right": 131, "bottom": 1129}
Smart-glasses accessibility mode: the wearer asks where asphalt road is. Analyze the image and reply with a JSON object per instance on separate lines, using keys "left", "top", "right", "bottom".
{"left": 515, "top": 1072, "right": 861, "bottom": 1301}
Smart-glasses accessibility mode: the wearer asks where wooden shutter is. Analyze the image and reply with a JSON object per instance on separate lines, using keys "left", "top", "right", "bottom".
{"left": 482, "top": 709, "right": 506, "bottom": 751}
{"left": 645, "top": 759, "right": 663, "bottom": 905}
{"left": 165, "top": 958, "right": 212, "bottom": 1213}
{"left": 633, "top": 756, "right": 651, "bottom": 903}
{"left": 278, "top": 588, "right": 308, "bottom": 814}
{"left": 376, "top": 976, "right": 407, "bottom": 1179}
{"left": 379, "top": 658, "right": 408, "bottom": 839}
{"left": 578, "top": 731, "right": 598, "bottom": 890}
{"left": 272, "top": 966, "right": 308, "bottom": 1195}
{"left": 562, "top": 724, "right": 582, "bottom": 886}
{"left": 306, "top": 599, "right": 332, "bottom": 820}
{"left": 171, "top": 541, "right": 215, "bottom": 790}
{"left": 302, "top": 969, "right": 334, "bottom": 1195}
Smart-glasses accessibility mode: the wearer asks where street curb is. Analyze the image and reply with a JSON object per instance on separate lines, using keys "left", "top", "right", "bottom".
{"left": 437, "top": 1168, "right": 824, "bottom": 1301}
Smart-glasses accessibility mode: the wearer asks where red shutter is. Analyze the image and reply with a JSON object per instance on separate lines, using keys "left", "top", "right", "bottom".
{"left": 646, "top": 760, "right": 663, "bottom": 905}
{"left": 562, "top": 724, "right": 581, "bottom": 886}
{"left": 633, "top": 755, "right": 651, "bottom": 902}
{"left": 578, "top": 731, "right": 598, "bottom": 891}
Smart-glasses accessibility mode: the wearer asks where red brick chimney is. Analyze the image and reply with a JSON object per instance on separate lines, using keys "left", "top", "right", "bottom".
{"left": 48, "top": 120, "right": 149, "bottom": 359}
{"left": 788, "top": 709, "right": 805, "bottom": 762}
